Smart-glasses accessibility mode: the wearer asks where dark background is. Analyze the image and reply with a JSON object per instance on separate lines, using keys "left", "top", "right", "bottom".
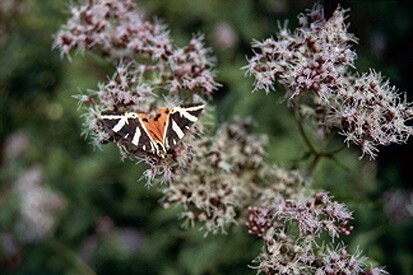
{"left": 1, "top": 0, "right": 412, "bottom": 274}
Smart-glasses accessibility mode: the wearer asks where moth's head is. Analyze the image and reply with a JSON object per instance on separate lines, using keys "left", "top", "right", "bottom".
{"left": 158, "top": 152, "right": 168, "bottom": 159}
{"left": 154, "top": 141, "right": 168, "bottom": 159}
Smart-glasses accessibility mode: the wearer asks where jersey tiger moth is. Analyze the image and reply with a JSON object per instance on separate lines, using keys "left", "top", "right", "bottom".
{"left": 100, "top": 103, "right": 205, "bottom": 159}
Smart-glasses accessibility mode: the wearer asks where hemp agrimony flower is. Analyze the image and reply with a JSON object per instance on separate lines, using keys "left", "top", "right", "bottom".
{"left": 245, "top": 4, "right": 412, "bottom": 158}
{"left": 55, "top": 1, "right": 392, "bottom": 274}
{"left": 56, "top": 0, "right": 219, "bottom": 184}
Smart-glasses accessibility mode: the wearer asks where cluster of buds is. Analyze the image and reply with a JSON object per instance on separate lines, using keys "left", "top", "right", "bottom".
{"left": 246, "top": 205, "right": 280, "bottom": 237}
{"left": 245, "top": 4, "right": 412, "bottom": 158}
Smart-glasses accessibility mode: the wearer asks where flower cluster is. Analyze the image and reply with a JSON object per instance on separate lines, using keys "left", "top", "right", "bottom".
{"left": 245, "top": 4, "right": 412, "bottom": 158}
{"left": 383, "top": 189, "right": 413, "bottom": 222}
{"left": 13, "top": 165, "right": 65, "bottom": 244}
{"left": 272, "top": 192, "right": 353, "bottom": 239}
{"left": 54, "top": 0, "right": 218, "bottom": 94}
{"left": 245, "top": 4, "right": 356, "bottom": 97}
{"left": 54, "top": 2, "right": 392, "bottom": 273}
{"left": 58, "top": 0, "right": 220, "bottom": 176}
{"left": 251, "top": 193, "right": 386, "bottom": 274}
{"left": 162, "top": 119, "right": 311, "bottom": 234}
{"left": 322, "top": 71, "right": 413, "bottom": 158}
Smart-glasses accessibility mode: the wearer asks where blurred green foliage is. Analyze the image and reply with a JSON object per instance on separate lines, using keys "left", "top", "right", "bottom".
{"left": 1, "top": 0, "right": 412, "bottom": 274}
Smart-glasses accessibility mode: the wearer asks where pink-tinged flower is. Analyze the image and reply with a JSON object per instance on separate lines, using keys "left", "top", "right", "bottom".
{"left": 245, "top": 3, "right": 412, "bottom": 158}
{"left": 246, "top": 205, "right": 281, "bottom": 237}
{"left": 54, "top": 0, "right": 219, "bottom": 94}
{"left": 245, "top": 4, "right": 356, "bottom": 97}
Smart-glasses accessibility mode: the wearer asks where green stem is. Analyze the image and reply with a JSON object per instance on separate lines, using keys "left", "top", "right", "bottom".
{"left": 49, "top": 239, "right": 96, "bottom": 275}
{"left": 292, "top": 100, "right": 316, "bottom": 154}
{"left": 292, "top": 100, "right": 348, "bottom": 174}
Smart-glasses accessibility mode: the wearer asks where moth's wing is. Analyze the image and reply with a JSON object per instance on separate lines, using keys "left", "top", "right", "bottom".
{"left": 148, "top": 107, "right": 171, "bottom": 142}
{"left": 163, "top": 103, "right": 204, "bottom": 149}
{"left": 100, "top": 111, "right": 123, "bottom": 134}
{"left": 132, "top": 114, "right": 157, "bottom": 154}
{"left": 100, "top": 111, "right": 156, "bottom": 154}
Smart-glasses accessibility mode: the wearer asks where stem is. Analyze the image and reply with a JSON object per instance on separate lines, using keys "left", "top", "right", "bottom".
{"left": 309, "top": 154, "right": 321, "bottom": 174}
{"left": 320, "top": 143, "right": 347, "bottom": 157}
{"left": 49, "top": 239, "right": 96, "bottom": 275}
{"left": 292, "top": 100, "right": 316, "bottom": 154}
{"left": 291, "top": 100, "right": 348, "bottom": 174}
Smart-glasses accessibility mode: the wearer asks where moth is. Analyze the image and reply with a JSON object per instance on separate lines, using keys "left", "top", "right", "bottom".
{"left": 99, "top": 103, "right": 205, "bottom": 159}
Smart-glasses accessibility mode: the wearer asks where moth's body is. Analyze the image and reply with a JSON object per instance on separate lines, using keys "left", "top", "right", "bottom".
{"left": 100, "top": 103, "right": 204, "bottom": 159}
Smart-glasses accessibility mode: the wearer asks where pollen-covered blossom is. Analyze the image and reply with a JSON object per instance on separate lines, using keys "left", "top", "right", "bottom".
{"left": 251, "top": 193, "right": 387, "bottom": 275}
{"left": 13, "top": 165, "right": 65, "bottom": 243}
{"left": 54, "top": 0, "right": 219, "bottom": 94}
{"left": 245, "top": 4, "right": 412, "bottom": 158}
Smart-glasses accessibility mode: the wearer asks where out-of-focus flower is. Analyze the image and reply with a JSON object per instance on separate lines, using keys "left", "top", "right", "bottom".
{"left": 78, "top": 219, "right": 143, "bottom": 263}
{"left": 212, "top": 22, "right": 239, "bottom": 49}
{"left": 0, "top": 0, "right": 25, "bottom": 47}
{"left": 13, "top": 165, "right": 65, "bottom": 243}
{"left": 383, "top": 189, "right": 413, "bottom": 222}
{"left": 110, "top": 227, "right": 143, "bottom": 256}
{"left": 3, "top": 130, "right": 30, "bottom": 160}
{"left": 0, "top": 232, "right": 21, "bottom": 268}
